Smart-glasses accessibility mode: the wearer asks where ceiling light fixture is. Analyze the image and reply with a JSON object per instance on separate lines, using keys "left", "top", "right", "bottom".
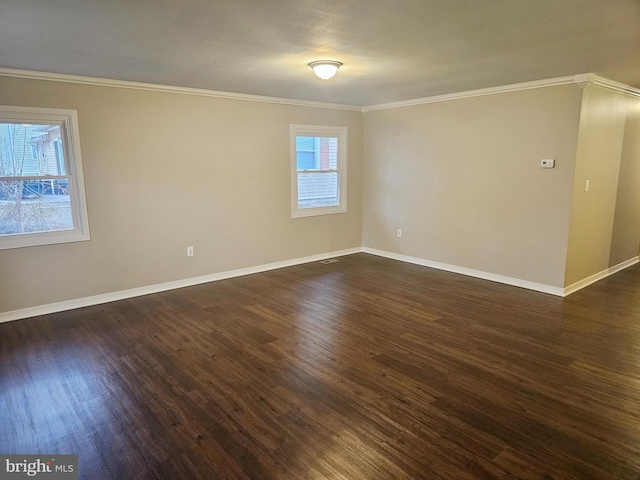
{"left": 309, "top": 60, "right": 342, "bottom": 80}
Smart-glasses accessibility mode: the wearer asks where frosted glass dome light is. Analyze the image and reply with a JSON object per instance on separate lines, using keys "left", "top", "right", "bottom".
{"left": 309, "top": 60, "right": 342, "bottom": 80}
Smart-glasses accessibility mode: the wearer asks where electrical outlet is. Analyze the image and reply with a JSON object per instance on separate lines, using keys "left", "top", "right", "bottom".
{"left": 187, "top": 246, "right": 194, "bottom": 257}
{"left": 397, "top": 229, "right": 403, "bottom": 238}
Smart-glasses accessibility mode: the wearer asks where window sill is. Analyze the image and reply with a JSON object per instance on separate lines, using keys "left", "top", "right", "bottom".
{"left": 292, "top": 205, "right": 347, "bottom": 218}
{"left": 0, "top": 229, "right": 90, "bottom": 250}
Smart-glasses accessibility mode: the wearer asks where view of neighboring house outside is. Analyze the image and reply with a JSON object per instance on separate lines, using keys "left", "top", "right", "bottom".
{"left": 296, "top": 135, "right": 339, "bottom": 208}
{"left": 0, "top": 123, "right": 65, "bottom": 176}
{"left": 0, "top": 123, "right": 72, "bottom": 235}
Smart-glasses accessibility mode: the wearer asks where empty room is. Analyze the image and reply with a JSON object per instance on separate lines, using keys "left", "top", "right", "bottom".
{"left": 2, "top": 1, "right": 640, "bottom": 478}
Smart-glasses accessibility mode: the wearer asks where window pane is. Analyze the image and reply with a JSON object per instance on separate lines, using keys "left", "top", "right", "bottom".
{"left": 297, "top": 172, "right": 339, "bottom": 209}
{"left": 295, "top": 135, "right": 338, "bottom": 172}
{"left": 296, "top": 151, "right": 316, "bottom": 170}
{"left": 0, "top": 123, "right": 65, "bottom": 177}
{"left": 296, "top": 136, "right": 315, "bottom": 151}
{"left": 0, "top": 180, "right": 73, "bottom": 235}
{"left": 323, "top": 137, "right": 338, "bottom": 170}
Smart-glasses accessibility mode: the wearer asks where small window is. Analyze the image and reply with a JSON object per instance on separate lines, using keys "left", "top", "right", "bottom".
{"left": 0, "top": 106, "right": 90, "bottom": 249}
{"left": 290, "top": 124, "right": 347, "bottom": 218}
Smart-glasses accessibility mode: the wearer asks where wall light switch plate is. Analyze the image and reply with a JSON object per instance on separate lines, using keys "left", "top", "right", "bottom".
{"left": 541, "top": 159, "right": 555, "bottom": 169}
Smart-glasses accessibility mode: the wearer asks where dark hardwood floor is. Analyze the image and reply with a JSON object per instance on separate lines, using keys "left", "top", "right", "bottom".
{"left": 2, "top": 253, "right": 640, "bottom": 479}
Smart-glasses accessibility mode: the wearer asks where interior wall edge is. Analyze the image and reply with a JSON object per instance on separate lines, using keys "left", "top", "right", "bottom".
{"left": 563, "top": 256, "right": 639, "bottom": 296}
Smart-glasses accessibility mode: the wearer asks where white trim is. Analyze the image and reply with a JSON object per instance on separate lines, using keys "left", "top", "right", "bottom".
{"left": 362, "top": 247, "right": 565, "bottom": 296}
{"left": 363, "top": 74, "right": 640, "bottom": 112}
{"left": 0, "top": 247, "right": 362, "bottom": 324}
{"left": 2, "top": 68, "right": 639, "bottom": 112}
{"left": 0, "top": 106, "right": 90, "bottom": 250}
{"left": 574, "top": 73, "right": 640, "bottom": 97}
{"left": 563, "top": 256, "right": 640, "bottom": 296}
{"left": 574, "top": 73, "right": 596, "bottom": 89}
{"left": 593, "top": 77, "right": 640, "bottom": 97}
{"left": 0, "top": 67, "right": 362, "bottom": 112}
{"left": 290, "top": 124, "right": 347, "bottom": 218}
{"left": 362, "top": 76, "right": 577, "bottom": 112}
{"left": 4, "top": 249, "right": 637, "bottom": 323}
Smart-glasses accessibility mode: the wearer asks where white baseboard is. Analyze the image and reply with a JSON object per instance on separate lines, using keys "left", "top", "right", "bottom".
{"left": 563, "top": 256, "right": 640, "bottom": 296}
{"left": 0, "top": 247, "right": 363, "bottom": 324}
{"left": 362, "top": 247, "right": 565, "bottom": 296}
{"left": 4, "top": 248, "right": 636, "bottom": 323}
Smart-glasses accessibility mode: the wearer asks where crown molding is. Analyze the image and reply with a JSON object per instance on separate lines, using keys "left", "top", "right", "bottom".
{"left": 363, "top": 74, "right": 640, "bottom": 112}
{"left": 2, "top": 67, "right": 638, "bottom": 113}
{"left": 0, "top": 67, "right": 363, "bottom": 112}
{"left": 573, "top": 73, "right": 596, "bottom": 89}
{"left": 574, "top": 73, "right": 640, "bottom": 97}
{"left": 362, "top": 76, "right": 577, "bottom": 112}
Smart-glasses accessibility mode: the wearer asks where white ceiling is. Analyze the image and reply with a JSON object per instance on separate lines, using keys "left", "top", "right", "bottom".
{"left": 1, "top": 0, "right": 639, "bottom": 106}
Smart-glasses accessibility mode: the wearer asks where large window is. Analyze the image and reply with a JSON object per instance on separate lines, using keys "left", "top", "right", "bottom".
{"left": 290, "top": 124, "right": 347, "bottom": 218}
{"left": 0, "top": 106, "right": 90, "bottom": 249}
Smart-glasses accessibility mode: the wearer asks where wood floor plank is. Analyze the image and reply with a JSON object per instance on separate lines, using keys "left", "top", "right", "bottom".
{"left": 3, "top": 253, "right": 640, "bottom": 478}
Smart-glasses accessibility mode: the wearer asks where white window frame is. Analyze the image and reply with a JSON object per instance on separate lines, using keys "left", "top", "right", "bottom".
{"left": 0, "top": 106, "right": 90, "bottom": 250}
{"left": 290, "top": 124, "right": 347, "bottom": 218}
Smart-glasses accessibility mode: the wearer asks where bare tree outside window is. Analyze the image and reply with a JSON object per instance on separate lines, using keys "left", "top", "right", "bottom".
{"left": 0, "top": 123, "right": 73, "bottom": 236}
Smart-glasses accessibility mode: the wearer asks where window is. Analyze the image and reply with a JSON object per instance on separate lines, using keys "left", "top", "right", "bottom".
{"left": 0, "top": 106, "right": 90, "bottom": 249}
{"left": 290, "top": 124, "right": 347, "bottom": 218}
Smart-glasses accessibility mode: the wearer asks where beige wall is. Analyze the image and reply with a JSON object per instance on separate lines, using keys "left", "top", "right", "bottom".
{"left": 565, "top": 86, "right": 640, "bottom": 285}
{"left": 2, "top": 75, "right": 638, "bottom": 314}
{"left": 609, "top": 95, "right": 640, "bottom": 268}
{"left": 363, "top": 85, "right": 584, "bottom": 288}
{"left": 0, "top": 76, "right": 364, "bottom": 313}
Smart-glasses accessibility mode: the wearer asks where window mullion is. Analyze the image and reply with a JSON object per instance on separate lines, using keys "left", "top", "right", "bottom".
{"left": 0, "top": 175, "right": 70, "bottom": 182}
